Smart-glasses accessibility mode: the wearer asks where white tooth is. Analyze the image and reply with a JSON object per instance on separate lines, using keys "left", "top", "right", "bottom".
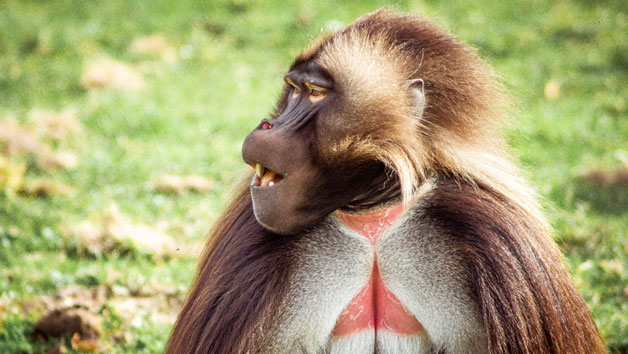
{"left": 255, "top": 163, "right": 263, "bottom": 178}
{"left": 269, "top": 181, "right": 275, "bottom": 186}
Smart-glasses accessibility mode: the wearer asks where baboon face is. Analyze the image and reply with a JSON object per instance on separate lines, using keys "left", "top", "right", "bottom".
{"left": 241, "top": 60, "right": 339, "bottom": 234}
{"left": 242, "top": 47, "right": 426, "bottom": 234}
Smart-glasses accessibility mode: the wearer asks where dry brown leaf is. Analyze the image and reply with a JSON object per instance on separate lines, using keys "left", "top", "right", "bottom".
{"left": 103, "top": 204, "right": 178, "bottom": 256}
{"left": 182, "top": 175, "right": 213, "bottom": 192}
{"left": 34, "top": 307, "right": 102, "bottom": 339}
{"left": 544, "top": 80, "right": 560, "bottom": 100}
{"left": 70, "top": 221, "right": 111, "bottom": 257}
{"left": 42, "top": 151, "right": 79, "bottom": 171}
{"left": 582, "top": 166, "right": 628, "bottom": 186}
{"left": 22, "top": 179, "right": 73, "bottom": 197}
{"left": 29, "top": 109, "right": 81, "bottom": 141}
{"left": 0, "top": 119, "right": 47, "bottom": 157}
{"left": 81, "top": 58, "right": 145, "bottom": 90}
{"left": 67, "top": 204, "right": 180, "bottom": 258}
{"left": 155, "top": 174, "right": 213, "bottom": 194}
{"left": 0, "top": 119, "right": 78, "bottom": 171}
{"left": 130, "top": 34, "right": 177, "bottom": 62}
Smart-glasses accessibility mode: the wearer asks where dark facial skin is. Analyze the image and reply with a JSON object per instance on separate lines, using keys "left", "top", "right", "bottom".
{"left": 241, "top": 61, "right": 395, "bottom": 234}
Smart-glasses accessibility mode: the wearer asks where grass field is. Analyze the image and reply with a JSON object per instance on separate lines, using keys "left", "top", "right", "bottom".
{"left": 1, "top": 0, "right": 627, "bottom": 352}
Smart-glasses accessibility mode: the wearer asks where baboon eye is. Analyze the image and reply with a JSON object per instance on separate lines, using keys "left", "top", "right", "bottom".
{"left": 304, "top": 82, "right": 327, "bottom": 100}
{"left": 294, "top": 87, "right": 300, "bottom": 94}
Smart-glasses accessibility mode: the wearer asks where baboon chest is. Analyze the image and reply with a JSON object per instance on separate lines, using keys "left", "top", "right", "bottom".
{"left": 332, "top": 205, "right": 424, "bottom": 336}
{"left": 273, "top": 205, "right": 445, "bottom": 353}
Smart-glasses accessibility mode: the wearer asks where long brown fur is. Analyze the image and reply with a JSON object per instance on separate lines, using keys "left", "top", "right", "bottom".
{"left": 167, "top": 9, "right": 606, "bottom": 354}
{"left": 426, "top": 179, "right": 605, "bottom": 354}
{"left": 166, "top": 174, "right": 296, "bottom": 354}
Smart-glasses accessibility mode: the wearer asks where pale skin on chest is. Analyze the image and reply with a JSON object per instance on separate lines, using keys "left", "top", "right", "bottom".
{"left": 333, "top": 205, "right": 423, "bottom": 337}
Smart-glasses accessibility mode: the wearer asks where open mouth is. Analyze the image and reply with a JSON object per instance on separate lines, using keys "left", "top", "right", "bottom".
{"left": 249, "top": 163, "right": 285, "bottom": 187}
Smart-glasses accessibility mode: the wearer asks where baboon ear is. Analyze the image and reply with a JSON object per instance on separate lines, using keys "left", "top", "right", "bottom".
{"left": 407, "top": 78, "right": 426, "bottom": 120}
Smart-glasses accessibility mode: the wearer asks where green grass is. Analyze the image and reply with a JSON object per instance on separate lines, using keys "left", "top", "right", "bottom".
{"left": 1, "top": 0, "right": 627, "bottom": 352}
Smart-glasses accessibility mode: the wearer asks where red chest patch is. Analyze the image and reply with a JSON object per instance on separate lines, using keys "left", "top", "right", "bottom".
{"left": 333, "top": 205, "right": 424, "bottom": 336}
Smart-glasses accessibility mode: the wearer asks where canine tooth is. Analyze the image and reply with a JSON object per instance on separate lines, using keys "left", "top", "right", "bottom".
{"left": 255, "top": 163, "right": 263, "bottom": 178}
{"left": 269, "top": 181, "right": 275, "bottom": 187}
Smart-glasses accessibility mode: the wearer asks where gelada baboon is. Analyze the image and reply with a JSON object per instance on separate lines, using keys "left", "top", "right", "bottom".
{"left": 166, "top": 9, "right": 606, "bottom": 354}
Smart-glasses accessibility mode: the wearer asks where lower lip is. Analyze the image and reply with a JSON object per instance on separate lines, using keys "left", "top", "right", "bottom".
{"left": 253, "top": 174, "right": 261, "bottom": 186}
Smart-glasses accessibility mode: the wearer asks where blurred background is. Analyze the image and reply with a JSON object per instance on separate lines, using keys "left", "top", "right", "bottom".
{"left": 0, "top": 0, "right": 627, "bottom": 353}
